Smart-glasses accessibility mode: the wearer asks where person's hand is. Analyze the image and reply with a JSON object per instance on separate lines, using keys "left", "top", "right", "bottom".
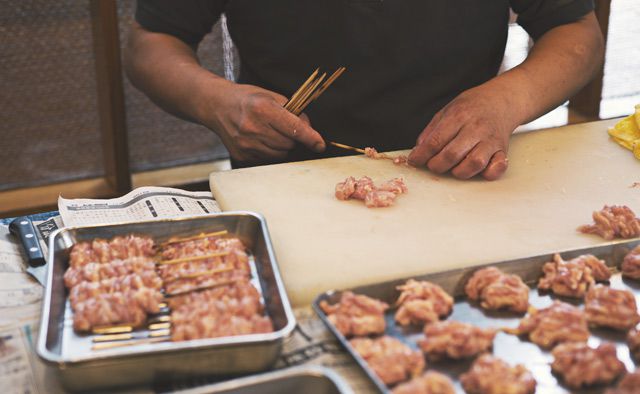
{"left": 205, "top": 83, "right": 326, "bottom": 164}
{"left": 408, "top": 86, "right": 518, "bottom": 180}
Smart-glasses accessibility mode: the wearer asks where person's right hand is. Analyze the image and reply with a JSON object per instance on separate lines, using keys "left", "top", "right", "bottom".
{"left": 203, "top": 83, "right": 326, "bottom": 164}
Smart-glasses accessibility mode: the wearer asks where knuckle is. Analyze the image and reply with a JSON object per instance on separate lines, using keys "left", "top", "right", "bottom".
{"left": 426, "top": 134, "right": 443, "bottom": 152}
{"left": 468, "top": 156, "right": 487, "bottom": 171}
{"left": 451, "top": 167, "right": 469, "bottom": 180}
{"left": 442, "top": 149, "right": 458, "bottom": 163}
{"left": 427, "top": 160, "right": 444, "bottom": 174}
{"left": 247, "top": 94, "right": 272, "bottom": 116}
{"left": 235, "top": 137, "right": 253, "bottom": 151}
{"left": 272, "top": 150, "right": 288, "bottom": 159}
{"left": 237, "top": 118, "right": 256, "bottom": 133}
{"left": 281, "top": 138, "right": 295, "bottom": 149}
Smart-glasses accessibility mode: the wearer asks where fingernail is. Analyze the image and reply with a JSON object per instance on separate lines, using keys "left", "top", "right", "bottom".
{"left": 314, "top": 142, "right": 326, "bottom": 152}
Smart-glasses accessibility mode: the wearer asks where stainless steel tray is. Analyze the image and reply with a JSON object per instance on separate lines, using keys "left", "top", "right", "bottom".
{"left": 172, "top": 366, "right": 354, "bottom": 394}
{"left": 37, "top": 212, "right": 296, "bottom": 392}
{"left": 313, "top": 239, "right": 640, "bottom": 394}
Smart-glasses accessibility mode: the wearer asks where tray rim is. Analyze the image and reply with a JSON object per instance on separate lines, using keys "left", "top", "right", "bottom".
{"left": 171, "top": 365, "right": 355, "bottom": 394}
{"left": 312, "top": 237, "right": 640, "bottom": 394}
{"left": 37, "top": 211, "right": 297, "bottom": 366}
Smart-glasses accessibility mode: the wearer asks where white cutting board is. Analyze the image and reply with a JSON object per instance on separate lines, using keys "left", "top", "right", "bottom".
{"left": 210, "top": 119, "right": 640, "bottom": 306}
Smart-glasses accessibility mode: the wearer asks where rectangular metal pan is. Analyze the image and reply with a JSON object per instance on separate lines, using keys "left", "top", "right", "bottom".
{"left": 172, "top": 365, "right": 354, "bottom": 394}
{"left": 37, "top": 212, "right": 296, "bottom": 392}
{"left": 313, "top": 239, "right": 640, "bottom": 394}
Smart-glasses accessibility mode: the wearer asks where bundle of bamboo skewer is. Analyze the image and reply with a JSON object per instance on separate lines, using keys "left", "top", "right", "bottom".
{"left": 284, "top": 67, "right": 393, "bottom": 157}
{"left": 284, "top": 67, "right": 346, "bottom": 116}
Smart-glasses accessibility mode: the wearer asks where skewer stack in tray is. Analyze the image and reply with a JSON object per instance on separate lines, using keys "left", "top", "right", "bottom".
{"left": 62, "top": 230, "right": 274, "bottom": 350}
{"left": 38, "top": 213, "right": 296, "bottom": 392}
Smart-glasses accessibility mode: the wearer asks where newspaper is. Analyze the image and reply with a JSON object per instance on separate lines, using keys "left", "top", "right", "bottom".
{"left": 275, "top": 307, "right": 377, "bottom": 393}
{"left": 0, "top": 226, "right": 44, "bottom": 310}
{"left": 0, "top": 187, "right": 374, "bottom": 393}
{"left": 58, "top": 186, "right": 220, "bottom": 227}
{"left": 0, "top": 225, "right": 62, "bottom": 394}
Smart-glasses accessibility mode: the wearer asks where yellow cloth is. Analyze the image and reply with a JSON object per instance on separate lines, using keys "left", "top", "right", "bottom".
{"left": 608, "top": 104, "right": 640, "bottom": 159}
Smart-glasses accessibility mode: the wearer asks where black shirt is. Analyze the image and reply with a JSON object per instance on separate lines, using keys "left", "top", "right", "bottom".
{"left": 136, "top": 0, "right": 593, "bottom": 166}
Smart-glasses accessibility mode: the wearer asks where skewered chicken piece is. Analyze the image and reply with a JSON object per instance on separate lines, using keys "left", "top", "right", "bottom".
{"left": 69, "top": 235, "right": 155, "bottom": 268}
{"left": 69, "top": 271, "right": 163, "bottom": 307}
{"left": 160, "top": 236, "right": 246, "bottom": 261}
{"left": 621, "top": 245, "right": 640, "bottom": 279}
{"left": 394, "top": 279, "right": 453, "bottom": 326}
{"left": 419, "top": 320, "right": 496, "bottom": 360}
{"left": 364, "top": 147, "right": 412, "bottom": 167}
{"left": 319, "top": 291, "right": 389, "bottom": 337}
{"left": 509, "top": 301, "right": 589, "bottom": 348}
{"left": 584, "top": 285, "right": 640, "bottom": 331}
{"left": 578, "top": 205, "right": 640, "bottom": 240}
{"left": 460, "top": 354, "right": 536, "bottom": 394}
{"left": 73, "top": 287, "right": 163, "bottom": 332}
{"left": 168, "top": 277, "right": 272, "bottom": 341}
{"left": 164, "top": 269, "right": 248, "bottom": 295}
{"left": 551, "top": 342, "right": 626, "bottom": 389}
{"left": 350, "top": 336, "right": 425, "bottom": 386}
{"left": 167, "top": 279, "right": 262, "bottom": 313}
{"left": 64, "top": 257, "right": 157, "bottom": 288}
{"left": 157, "top": 256, "right": 249, "bottom": 282}
{"left": 392, "top": 371, "right": 455, "bottom": 394}
{"left": 171, "top": 304, "right": 273, "bottom": 341}
{"left": 465, "top": 267, "right": 529, "bottom": 313}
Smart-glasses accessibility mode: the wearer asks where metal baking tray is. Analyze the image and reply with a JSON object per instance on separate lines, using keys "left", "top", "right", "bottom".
{"left": 313, "top": 239, "right": 640, "bottom": 394}
{"left": 37, "top": 212, "right": 296, "bottom": 392}
{"left": 171, "top": 365, "right": 354, "bottom": 394}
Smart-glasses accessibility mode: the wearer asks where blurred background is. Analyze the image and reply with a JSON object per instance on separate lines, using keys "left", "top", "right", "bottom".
{"left": 0, "top": 0, "right": 638, "bottom": 216}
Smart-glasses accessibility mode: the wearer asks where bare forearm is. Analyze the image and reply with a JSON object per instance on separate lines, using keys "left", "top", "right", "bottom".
{"left": 123, "top": 22, "right": 231, "bottom": 125}
{"left": 481, "top": 12, "right": 605, "bottom": 129}
{"left": 124, "top": 22, "right": 324, "bottom": 163}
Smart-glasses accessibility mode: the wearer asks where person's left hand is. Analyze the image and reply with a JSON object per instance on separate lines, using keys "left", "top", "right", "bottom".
{"left": 408, "top": 86, "right": 519, "bottom": 181}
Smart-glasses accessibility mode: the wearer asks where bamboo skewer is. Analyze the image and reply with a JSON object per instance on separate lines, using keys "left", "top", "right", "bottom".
{"left": 157, "top": 251, "right": 230, "bottom": 266}
{"left": 284, "top": 67, "right": 345, "bottom": 116}
{"left": 150, "top": 315, "right": 171, "bottom": 323}
{"left": 165, "top": 279, "right": 238, "bottom": 297}
{"left": 93, "top": 325, "right": 134, "bottom": 335}
{"left": 305, "top": 67, "right": 345, "bottom": 109}
{"left": 163, "top": 266, "right": 235, "bottom": 283}
{"left": 149, "top": 322, "right": 171, "bottom": 330}
{"left": 93, "top": 328, "right": 171, "bottom": 343}
{"left": 284, "top": 68, "right": 319, "bottom": 111}
{"left": 329, "top": 141, "right": 366, "bottom": 154}
{"left": 92, "top": 336, "right": 168, "bottom": 351}
{"left": 290, "top": 73, "right": 326, "bottom": 115}
{"left": 287, "top": 73, "right": 324, "bottom": 113}
{"left": 160, "top": 230, "right": 228, "bottom": 246}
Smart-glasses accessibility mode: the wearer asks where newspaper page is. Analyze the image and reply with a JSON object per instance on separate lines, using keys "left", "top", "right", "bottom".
{"left": 276, "top": 307, "right": 378, "bottom": 393}
{"left": 0, "top": 225, "right": 43, "bottom": 311}
{"left": 58, "top": 186, "right": 220, "bottom": 227}
{"left": 0, "top": 224, "right": 62, "bottom": 394}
